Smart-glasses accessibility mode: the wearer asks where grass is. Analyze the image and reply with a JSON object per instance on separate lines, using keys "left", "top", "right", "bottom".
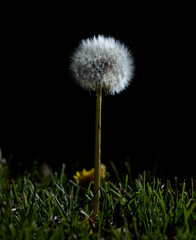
{"left": 0, "top": 156, "right": 196, "bottom": 239}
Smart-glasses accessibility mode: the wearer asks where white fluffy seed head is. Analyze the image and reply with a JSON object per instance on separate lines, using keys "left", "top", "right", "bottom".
{"left": 70, "top": 35, "right": 134, "bottom": 95}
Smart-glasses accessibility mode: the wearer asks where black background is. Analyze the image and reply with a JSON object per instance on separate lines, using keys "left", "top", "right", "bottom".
{"left": 0, "top": 4, "right": 195, "bottom": 180}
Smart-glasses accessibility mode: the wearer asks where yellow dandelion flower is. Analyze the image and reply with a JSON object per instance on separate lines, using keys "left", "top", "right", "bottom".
{"left": 73, "top": 164, "right": 106, "bottom": 185}
{"left": 89, "top": 228, "right": 93, "bottom": 235}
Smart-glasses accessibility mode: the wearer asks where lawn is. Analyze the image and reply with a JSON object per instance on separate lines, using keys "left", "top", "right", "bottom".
{"left": 0, "top": 150, "right": 196, "bottom": 239}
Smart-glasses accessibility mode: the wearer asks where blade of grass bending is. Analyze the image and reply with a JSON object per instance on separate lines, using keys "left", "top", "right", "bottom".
{"left": 153, "top": 189, "right": 167, "bottom": 216}
{"left": 125, "top": 174, "right": 129, "bottom": 193}
{"left": 27, "top": 184, "right": 36, "bottom": 221}
{"left": 125, "top": 159, "right": 133, "bottom": 187}
{"left": 110, "top": 161, "right": 121, "bottom": 183}
{"left": 12, "top": 180, "right": 18, "bottom": 200}
{"left": 60, "top": 163, "right": 66, "bottom": 185}
{"left": 51, "top": 192, "right": 70, "bottom": 222}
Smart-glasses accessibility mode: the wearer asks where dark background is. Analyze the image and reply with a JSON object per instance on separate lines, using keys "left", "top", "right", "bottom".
{"left": 1, "top": 4, "right": 195, "bottom": 181}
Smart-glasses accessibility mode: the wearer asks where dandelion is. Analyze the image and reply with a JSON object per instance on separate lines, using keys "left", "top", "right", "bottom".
{"left": 73, "top": 164, "right": 106, "bottom": 186}
{"left": 70, "top": 35, "right": 134, "bottom": 217}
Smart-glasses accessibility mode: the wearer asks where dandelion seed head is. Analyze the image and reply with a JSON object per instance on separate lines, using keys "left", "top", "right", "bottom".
{"left": 70, "top": 35, "right": 134, "bottom": 95}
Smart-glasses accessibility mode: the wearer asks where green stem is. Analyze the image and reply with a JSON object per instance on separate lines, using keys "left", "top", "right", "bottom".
{"left": 93, "top": 85, "right": 102, "bottom": 217}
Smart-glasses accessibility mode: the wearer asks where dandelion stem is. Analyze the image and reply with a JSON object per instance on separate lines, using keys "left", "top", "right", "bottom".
{"left": 93, "top": 84, "right": 102, "bottom": 217}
